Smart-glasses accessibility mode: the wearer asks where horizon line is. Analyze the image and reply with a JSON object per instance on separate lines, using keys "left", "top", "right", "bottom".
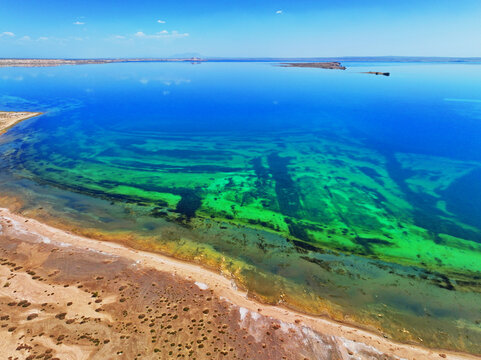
{"left": 2, "top": 56, "right": 481, "bottom": 61}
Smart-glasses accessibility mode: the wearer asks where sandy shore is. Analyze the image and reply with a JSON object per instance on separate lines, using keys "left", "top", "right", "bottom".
{"left": 0, "top": 111, "right": 42, "bottom": 134}
{"left": 0, "top": 208, "right": 478, "bottom": 360}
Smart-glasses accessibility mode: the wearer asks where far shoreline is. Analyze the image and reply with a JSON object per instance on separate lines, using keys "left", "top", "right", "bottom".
{"left": 1, "top": 56, "right": 481, "bottom": 68}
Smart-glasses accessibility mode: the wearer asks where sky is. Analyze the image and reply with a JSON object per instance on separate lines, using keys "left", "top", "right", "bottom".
{"left": 1, "top": 0, "right": 481, "bottom": 58}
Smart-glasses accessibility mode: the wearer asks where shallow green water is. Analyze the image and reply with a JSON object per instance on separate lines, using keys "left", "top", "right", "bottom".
{"left": 0, "top": 62, "right": 480, "bottom": 352}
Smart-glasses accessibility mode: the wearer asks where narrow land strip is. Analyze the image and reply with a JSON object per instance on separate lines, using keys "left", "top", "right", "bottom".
{"left": 279, "top": 62, "right": 346, "bottom": 70}
{"left": 0, "top": 111, "right": 42, "bottom": 134}
{"left": 0, "top": 59, "right": 203, "bottom": 67}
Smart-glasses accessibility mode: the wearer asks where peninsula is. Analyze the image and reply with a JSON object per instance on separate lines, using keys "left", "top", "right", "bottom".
{"left": 279, "top": 62, "right": 347, "bottom": 70}
{"left": 0, "top": 111, "right": 42, "bottom": 134}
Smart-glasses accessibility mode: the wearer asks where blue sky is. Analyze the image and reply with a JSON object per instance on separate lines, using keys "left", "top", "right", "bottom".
{"left": 1, "top": 0, "right": 481, "bottom": 58}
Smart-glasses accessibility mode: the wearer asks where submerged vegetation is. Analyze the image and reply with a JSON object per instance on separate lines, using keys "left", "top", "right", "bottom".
{"left": 2, "top": 124, "right": 480, "bottom": 352}
{"left": 1, "top": 62, "right": 481, "bottom": 353}
{"left": 12, "top": 128, "right": 481, "bottom": 276}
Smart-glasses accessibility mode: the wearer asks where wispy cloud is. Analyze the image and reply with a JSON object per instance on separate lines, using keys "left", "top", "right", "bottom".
{"left": 134, "top": 30, "right": 189, "bottom": 39}
{"left": 0, "top": 32, "right": 85, "bottom": 44}
{"left": 2, "top": 33, "right": 53, "bottom": 42}
{"left": 276, "top": 10, "right": 283, "bottom": 14}
{"left": 0, "top": 31, "right": 15, "bottom": 37}
{"left": 157, "top": 19, "right": 166, "bottom": 24}
{"left": 73, "top": 21, "right": 85, "bottom": 25}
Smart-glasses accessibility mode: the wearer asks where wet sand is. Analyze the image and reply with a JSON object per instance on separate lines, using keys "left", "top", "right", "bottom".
{"left": 0, "top": 208, "right": 478, "bottom": 360}
{"left": 0, "top": 112, "right": 42, "bottom": 134}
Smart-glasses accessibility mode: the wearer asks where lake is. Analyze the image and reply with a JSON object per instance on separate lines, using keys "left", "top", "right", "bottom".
{"left": 1, "top": 61, "right": 480, "bottom": 353}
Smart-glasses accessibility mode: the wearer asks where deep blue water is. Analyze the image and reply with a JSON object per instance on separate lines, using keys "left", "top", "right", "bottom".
{"left": 2, "top": 62, "right": 481, "bottom": 160}
{"left": 3, "top": 61, "right": 481, "bottom": 237}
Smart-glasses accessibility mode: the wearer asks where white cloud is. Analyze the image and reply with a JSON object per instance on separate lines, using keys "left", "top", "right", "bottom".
{"left": 114, "top": 35, "right": 126, "bottom": 39}
{"left": 19, "top": 35, "right": 31, "bottom": 41}
{"left": 276, "top": 10, "right": 283, "bottom": 14}
{"left": 73, "top": 21, "right": 85, "bottom": 25}
{"left": 0, "top": 31, "right": 15, "bottom": 37}
{"left": 157, "top": 19, "right": 166, "bottom": 24}
{"left": 134, "top": 30, "right": 188, "bottom": 39}
{"left": 38, "top": 37, "right": 49, "bottom": 41}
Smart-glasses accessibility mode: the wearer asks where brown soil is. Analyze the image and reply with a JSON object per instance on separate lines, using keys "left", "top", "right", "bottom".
{"left": 0, "top": 209, "right": 477, "bottom": 360}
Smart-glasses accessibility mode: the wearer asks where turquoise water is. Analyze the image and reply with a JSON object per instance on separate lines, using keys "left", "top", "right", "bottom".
{"left": 1, "top": 62, "right": 481, "bottom": 352}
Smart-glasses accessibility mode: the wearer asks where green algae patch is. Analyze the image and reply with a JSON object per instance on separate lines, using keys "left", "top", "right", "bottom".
{"left": 2, "top": 127, "right": 481, "bottom": 354}
{"left": 10, "top": 128, "right": 481, "bottom": 276}
{"left": 110, "top": 186, "right": 181, "bottom": 207}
